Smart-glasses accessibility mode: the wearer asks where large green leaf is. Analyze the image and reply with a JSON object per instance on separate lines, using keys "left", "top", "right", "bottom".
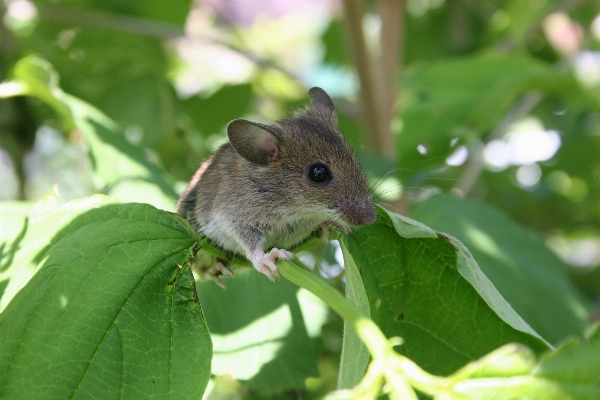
{"left": 10, "top": 55, "right": 178, "bottom": 204}
{"left": 182, "top": 84, "right": 253, "bottom": 137}
{"left": 338, "top": 242, "right": 371, "bottom": 389}
{"left": 0, "top": 202, "right": 211, "bottom": 398}
{"left": 0, "top": 200, "right": 34, "bottom": 299}
{"left": 397, "top": 52, "right": 598, "bottom": 170}
{"left": 0, "top": 187, "right": 102, "bottom": 310}
{"left": 533, "top": 324, "right": 600, "bottom": 397}
{"left": 340, "top": 206, "right": 549, "bottom": 377}
{"left": 196, "top": 268, "right": 329, "bottom": 397}
{"left": 0, "top": 201, "right": 32, "bottom": 244}
{"left": 440, "top": 325, "right": 600, "bottom": 399}
{"left": 411, "top": 195, "right": 590, "bottom": 344}
{"left": 22, "top": 0, "right": 191, "bottom": 146}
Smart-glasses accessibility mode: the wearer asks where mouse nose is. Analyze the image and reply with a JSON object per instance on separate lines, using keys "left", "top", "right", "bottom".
{"left": 339, "top": 197, "right": 377, "bottom": 226}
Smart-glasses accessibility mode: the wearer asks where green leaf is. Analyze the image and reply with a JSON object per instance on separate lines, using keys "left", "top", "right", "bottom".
{"left": 397, "top": 52, "right": 599, "bottom": 168}
{"left": 196, "top": 268, "right": 328, "bottom": 397}
{"left": 441, "top": 325, "right": 600, "bottom": 399}
{"left": 1, "top": 191, "right": 131, "bottom": 312}
{"left": 321, "top": 19, "right": 349, "bottom": 66}
{"left": 0, "top": 202, "right": 211, "bottom": 398}
{"left": 340, "top": 206, "right": 549, "bottom": 377}
{"left": 411, "top": 195, "right": 591, "bottom": 344}
{"left": 0, "top": 201, "right": 33, "bottom": 299}
{"left": 64, "top": 0, "right": 192, "bottom": 25}
{"left": 32, "top": 0, "right": 191, "bottom": 26}
{"left": 182, "top": 84, "right": 253, "bottom": 137}
{"left": 12, "top": 56, "right": 73, "bottom": 127}
{"left": 0, "top": 186, "right": 73, "bottom": 310}
{"left": 107, "top": 178, "right": 178, "bottom": 212}
{"left": 502, "top": 0, "right": 551, "bottom": 43}
{"left": 338, "top": 242, "right": 371, "bottom": 389}
{"left": 95, "top": 74, "right": 176, "bottom": 148}
{"left": 11, "top": 55, "right": 178, "bottom": 202}
{"left": 18, "top": 0, "right": 189, "bottom": 147}
{"left": 534, "top": 324, "right": 600, "bottom": 395}
{"left": 67, "top": 94, "right": 178, "bottom": 200}
{"left": 0, "top": 201, "right": 33, "bottom": 245}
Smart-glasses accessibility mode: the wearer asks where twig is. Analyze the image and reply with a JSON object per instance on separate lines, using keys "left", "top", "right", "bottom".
{"left": 377, "top": 0, "right": 403, "bottom": 159}
{"left": 341, "top": 0, "right": 385, "bottom": 154}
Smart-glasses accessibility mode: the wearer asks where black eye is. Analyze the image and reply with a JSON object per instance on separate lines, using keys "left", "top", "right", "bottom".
{"left": 307, "top": 163, "right": 330, "bottom": 183}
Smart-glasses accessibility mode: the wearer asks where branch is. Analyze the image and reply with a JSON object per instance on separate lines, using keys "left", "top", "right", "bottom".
{"left": 341, "top": 0, "right": 386, "bottom": 155}
{"left": 278, "top": 259, "right": 450, "bottom": 398}
{"left": 377, "top": 0, "right": 404, "bottom": 159}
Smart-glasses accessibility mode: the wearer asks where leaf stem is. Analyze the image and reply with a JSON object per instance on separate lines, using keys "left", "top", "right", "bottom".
{"left": 278, "top": 260, "right": 453, "bottom": 398}
{"left": 0, "top": 81, "right": 29, "bottom": 98}
{"left": 278, "top": 260, "right": 388, "bottom": 359}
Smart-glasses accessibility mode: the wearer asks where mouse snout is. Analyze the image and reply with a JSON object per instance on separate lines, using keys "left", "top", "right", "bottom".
{"left": 339, "top": 197, "right": 377, "bottom": 226}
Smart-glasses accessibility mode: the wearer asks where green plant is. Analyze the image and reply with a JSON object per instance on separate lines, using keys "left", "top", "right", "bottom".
{"left": 2, "top": 0, "right": 600, "bottom": 397}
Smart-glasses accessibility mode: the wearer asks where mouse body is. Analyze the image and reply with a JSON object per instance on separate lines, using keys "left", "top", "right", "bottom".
{"left": 177, "top": 87, "right": 376, "bottom": 283}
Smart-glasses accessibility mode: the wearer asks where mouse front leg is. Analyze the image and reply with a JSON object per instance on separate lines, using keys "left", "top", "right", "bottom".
{"left": 235, "top": 225, "right": 294, "bottom": 281}
{"left": 207, "top": 259, "right": 234, "bottom": 289}
{"left": 249, "top": 246, "right": 294, "bottom": 281}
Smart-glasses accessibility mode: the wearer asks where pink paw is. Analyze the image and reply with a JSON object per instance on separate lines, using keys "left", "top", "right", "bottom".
{"left": 253, "top": 248, "right": 294, "bottom": 281}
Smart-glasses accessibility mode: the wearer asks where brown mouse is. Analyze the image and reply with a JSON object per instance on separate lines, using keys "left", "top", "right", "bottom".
{"left": 177, "top": 87, "right": 376, "bottom": 284}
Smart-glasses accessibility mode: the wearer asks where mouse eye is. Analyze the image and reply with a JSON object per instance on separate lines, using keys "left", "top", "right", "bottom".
{"left": 307, "top": 163, "right": 331, "bottom": 183}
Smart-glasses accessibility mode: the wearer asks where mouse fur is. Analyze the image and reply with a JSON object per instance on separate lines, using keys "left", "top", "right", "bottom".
{"left": 177, "top": 87, "right": 376, "bottom": 282}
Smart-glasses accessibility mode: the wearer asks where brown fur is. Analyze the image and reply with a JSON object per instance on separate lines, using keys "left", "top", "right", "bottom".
{"left": 177, "top": 87, "right": 375, "bottom": 279}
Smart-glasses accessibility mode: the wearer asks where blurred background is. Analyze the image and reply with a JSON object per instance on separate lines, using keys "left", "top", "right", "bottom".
{"left": 1, "top": 0, "right": 600, "bottom": 397}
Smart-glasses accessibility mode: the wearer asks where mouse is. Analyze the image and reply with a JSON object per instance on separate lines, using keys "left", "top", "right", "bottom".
{"left": 177, "top": 87, "right": 376, "bottom": 285}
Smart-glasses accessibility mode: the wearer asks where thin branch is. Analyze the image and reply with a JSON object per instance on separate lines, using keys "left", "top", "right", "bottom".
{"left": 448, "top": 0, "right": 471, "bottom": 52}
{"left": 453, "top": 91, "right": 543, "bottom": 196}
{"left": 377, "top": 0, "right": 403, "bottom": 159}
{"left": 341, "top": 0, "right": 385, "bottom": 154}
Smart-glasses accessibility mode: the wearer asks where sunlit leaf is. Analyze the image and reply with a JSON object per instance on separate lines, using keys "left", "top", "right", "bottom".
{"left": 397, "top": 52, "right": 599, "bottom": 171}
{"left": 0, "top": 202, "right": 211, "bottom": 398}
{"left": 196, "top": 268, "right": 328, "bottom": 396}
{"left": 340, "top": 206, "right": 549, "bottom": 376}
{"left": 441, "top": 325, "right": 600, "bottom": 399}
{"left": 411, "top": 195, "right": 591, "bottom": 344}
{"left": 11, "top": 55, "right": 177, "bottom": 202}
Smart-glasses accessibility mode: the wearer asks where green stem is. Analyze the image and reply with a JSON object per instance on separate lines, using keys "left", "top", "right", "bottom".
{"left": 278, "top": 260, "right": 452, "bottom": 397}
{"left": 278, "top": 260, "right": 389, "bottom": 360}
{"left": 0, "top": 81, "right": 28, "bottom": 98}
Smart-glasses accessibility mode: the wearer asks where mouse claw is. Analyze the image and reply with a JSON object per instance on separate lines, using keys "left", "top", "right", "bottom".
{"left": 253, "top": 248, "right": 293, "bottom": 281}
{"left": 212, "top": 275, "right": 228, "bottom": 289}
{"left": 215, "top": 261, "right": 233, "bottom": 277}
{"left": 190, "top": 256, "right": 233, "bottom": 288}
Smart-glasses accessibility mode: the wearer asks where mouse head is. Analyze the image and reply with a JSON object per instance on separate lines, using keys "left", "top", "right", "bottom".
{"left": 227, "top": 87, "right": 376, "bottom": 229}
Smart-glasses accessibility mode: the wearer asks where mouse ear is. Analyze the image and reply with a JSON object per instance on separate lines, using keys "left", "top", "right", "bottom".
{"left": 308, "top": 87, "right": 337, "bottom": 125}
{"left": 227, "top": 119, "right": 280, "bottom": 165}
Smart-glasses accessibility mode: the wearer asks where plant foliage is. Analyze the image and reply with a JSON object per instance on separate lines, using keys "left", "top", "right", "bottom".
{"left": 1, "top": 0, "right": 599, "bottom": 398}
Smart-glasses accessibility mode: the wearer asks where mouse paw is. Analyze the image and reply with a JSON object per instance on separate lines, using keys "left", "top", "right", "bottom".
{"left": 191, "top": 254, "right": 234, "bottom": 289}
{"left": 208, "top": 261, "right": 234, "bottom": 289}
{"left": 253, "top": 248, "right": 294, "bottom": 282}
